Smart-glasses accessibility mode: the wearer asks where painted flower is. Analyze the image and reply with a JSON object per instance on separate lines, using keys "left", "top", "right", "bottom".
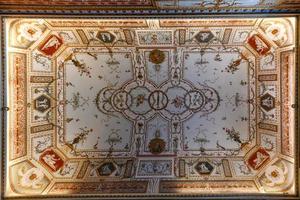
{"left": 265, "top": 165, "right": 286, "bottom": 186}
{"left": 136, "top": 94, "right": 145, "bottom": 106}
{"left": 18, "top": 167, "right": 45, "bottom": 189}
{"left": 171, "top": 96, "right": 184, "bottom": 108}
{"left": 18, "top": 23, "right": 42, "bottom": 42}
{"left": 265, "top": 23, "right": 286, "bottom": 41}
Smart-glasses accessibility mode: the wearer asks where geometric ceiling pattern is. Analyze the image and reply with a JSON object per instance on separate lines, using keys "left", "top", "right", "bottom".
{"left": 3, "top": 17, "right": 298, "bottom": 198}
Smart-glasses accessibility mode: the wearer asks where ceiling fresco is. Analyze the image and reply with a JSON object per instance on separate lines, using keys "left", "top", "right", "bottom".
{"left": 3, "top": 17, "right": 297, "bottom": 198}
{"left": 1, "top": 0, "right": 300, "bottom": 13}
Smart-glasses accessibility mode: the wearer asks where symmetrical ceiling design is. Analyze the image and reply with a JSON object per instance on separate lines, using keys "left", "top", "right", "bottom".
{"left": 4, "top": 17, "right": 297, "bottom": 198}
{"left": 1, "top": 0, "right": 300, "bottom": 13}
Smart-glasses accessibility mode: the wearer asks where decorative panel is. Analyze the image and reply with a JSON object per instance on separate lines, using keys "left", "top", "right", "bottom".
{"left": 3, "top": 17, "right": 298, "bottom": 198}
{"left": 2, "top": 1, "right": 300, "bottom": 14}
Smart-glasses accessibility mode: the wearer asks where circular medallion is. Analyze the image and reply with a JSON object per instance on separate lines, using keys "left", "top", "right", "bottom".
{"left": 112, "top": 90, "right": 132, "bottom": 110}
{"left": 149, "top": 49, "right": 165, "bottom": 64}
{"left": 96, "top": 31, "right": 116, "bottom": 43}
{"left": 97, "top": 162, "right": 116, "bottom": 176}
{"left": 148, "top": 138, "right": 166, "bottom": 155}
{"left": 148, "top": 90, "right": 168, "bottom": 110}
{"left": 184, "top": 90, "right": 205, "bottom": 110}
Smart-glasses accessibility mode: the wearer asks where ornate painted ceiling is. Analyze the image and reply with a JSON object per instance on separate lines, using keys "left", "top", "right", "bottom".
{"left": 2, "top": 17, "right": 298, "bottom": 199}
{"left": 1, "top": 0, "right": 300, "bottom": 14}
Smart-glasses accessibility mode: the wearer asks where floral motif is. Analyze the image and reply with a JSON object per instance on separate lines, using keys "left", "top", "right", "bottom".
{"left": 18, "top": 167, "right": 45, "bottom": 189}
{"left": 265, "top": 165, "right": 285, "bottom": 186}
{"left": 265, "top": 23, "right": 287, "bottom": 42}
{"left": 67, "top": 92, "right": 90, "bottom": 111}
{"left": 263, "top": 162, "right": 288, "bottom": 187}
{"left": 223, "top": 127, "right": 242, "bottom": 144}
{"left": 224, "top": 54, "right": 247, "bottom": 74}
{"left": 65, "top": 54, "right": 91, "bottom": 78}
{"left": 66, "top": 127, "right": 93, "bottom": 153}
{"left": 136, "top": 94, "right": 146, "bottom": 106}
{"left": 171, "top": 96, "right": 184, "bottom": 108}
{"left": 18, "top": 22, "right": 42, "bottom": 42}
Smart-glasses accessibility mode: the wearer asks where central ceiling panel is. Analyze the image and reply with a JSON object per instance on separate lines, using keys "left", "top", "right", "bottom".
{"left": 4, "top": 17, "right": 297, "bottom": 198}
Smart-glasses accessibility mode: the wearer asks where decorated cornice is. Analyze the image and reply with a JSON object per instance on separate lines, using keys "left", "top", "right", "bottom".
{"left": 1, "top": 0, "right": 300, "bottom": 14}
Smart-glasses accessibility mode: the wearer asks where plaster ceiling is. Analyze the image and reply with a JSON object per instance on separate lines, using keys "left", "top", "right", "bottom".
{"left": 3, "top": 17, "right": 298, "bottom": 198}
{"left": 1, "top": 0, "right": 300, "bottom": 13}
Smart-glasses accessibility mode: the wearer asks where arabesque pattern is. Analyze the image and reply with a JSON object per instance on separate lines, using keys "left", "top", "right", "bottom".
{"left": 4, "top": 17, "right": 297, "bottom": 198}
